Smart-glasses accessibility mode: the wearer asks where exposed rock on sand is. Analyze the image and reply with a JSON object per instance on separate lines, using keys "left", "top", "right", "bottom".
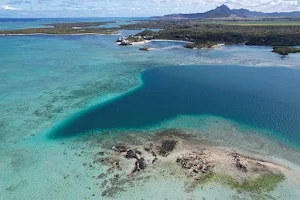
{"left": 133, "top": 157, "right": 147, "bottom": 173}
{"left": 157, "top": 140, "right": 177, "bottom": 156}
{"left": 177, "top": 151, "right": 214, "bottom": 174}
{"left": 94, "top": 157, "right": 122, "bottom": 171}
{"left": 231, "top": 153, "right": 248, "bottom": 173}
{"left": 83, "top": 129, "right": 296, "bottom": 198}
{"left": 112, "top": 145, "right": 128, "bottom": 153}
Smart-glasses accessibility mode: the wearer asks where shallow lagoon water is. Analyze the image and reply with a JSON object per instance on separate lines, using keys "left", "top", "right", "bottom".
{"left": 1, "top": 21, "right": 300, "bottom": 199}
{"left": 0, "top": 17, "right": 147, "bottom": 30}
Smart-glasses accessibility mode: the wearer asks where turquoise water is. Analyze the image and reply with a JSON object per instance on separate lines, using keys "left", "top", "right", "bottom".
{"left": 1, "top": 19, "right": 300, "bottom": 199}
{"left": 0, "top": 17, "right": 147, "bottom": 30}
{"left": 1, "top": 33, "right": 300, "bottom": 144}
{"left": 50, "top": 65, "right": 300, "bottom": 148}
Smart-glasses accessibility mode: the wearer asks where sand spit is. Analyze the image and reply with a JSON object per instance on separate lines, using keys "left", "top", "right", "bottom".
{"left": 80, "top": 129, "right": 299, "bottom": 199}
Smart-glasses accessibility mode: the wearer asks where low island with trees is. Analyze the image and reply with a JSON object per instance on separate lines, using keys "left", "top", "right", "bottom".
{"left": 272, "top": 46, "right": 300, "bottom": 55}
{"left": 1, "top": 16, "right": 300, "bottom": 56}
{"left": 0, "top": 22, "right": 117, "bottom": 35}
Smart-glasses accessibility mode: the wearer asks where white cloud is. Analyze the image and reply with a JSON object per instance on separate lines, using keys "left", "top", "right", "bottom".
{"left": 0, "top": 0, "right": 300, "bottom": 17}
{"left": 0, "top": 5, "right": 22, "bottom": 10}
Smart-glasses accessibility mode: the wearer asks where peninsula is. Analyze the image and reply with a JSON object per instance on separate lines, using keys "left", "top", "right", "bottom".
{"left": 118, "top": 5, "right": 300, "bottom": 53}
{"left": 1, "top": 5, "right": 300, "bottom": 55}
{"left": 121, "top": 20, "right": 300, "bottom": 47}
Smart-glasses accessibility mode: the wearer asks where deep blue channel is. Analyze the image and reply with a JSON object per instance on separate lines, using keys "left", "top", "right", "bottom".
{"left": 49, "top": 65, "right": 300, "bottom": 146}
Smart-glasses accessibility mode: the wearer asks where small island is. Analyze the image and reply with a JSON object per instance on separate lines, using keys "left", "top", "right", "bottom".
{"left": 84, "top": 129, "right": 294, "bottom": 198}
{"left": 0, "top": 22, "right": 117, "bottom": 35}
{"left": 117, "top": 35, "right": 151, "bottom": 51}
{"left": 184, "top": 41, "right": 218, "bottom": 49}
{"left": 116, "top": 35, "right": 145, "bottom": 45}
{"left": 139, "top": 46, "right": 151, "bottom": 51}
{"left": 2, "top": 18, "right": 300, "bottom": 53}
{"left": 272, "top": 46, "right": 300, "bottom": 55}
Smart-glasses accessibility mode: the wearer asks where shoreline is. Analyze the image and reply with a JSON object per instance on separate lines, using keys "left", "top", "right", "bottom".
{"left": 82, "top": 129, "right": 300, "bottom": 198}
{"left": 116, "top": 40, "right": 152, "bottom": 46}
{"left": 151, "top": 39, "right": 193, "bottom": 43}
{"left": 0, "top": 33, "right": 119, "bottom": 36}
{"left": 2, "top": 26, "right": 300, "bottom": 199}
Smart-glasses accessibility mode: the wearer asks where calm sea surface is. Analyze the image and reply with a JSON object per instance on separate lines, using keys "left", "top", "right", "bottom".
{"left": 1, "top": 18, "right": 300, "bottom": 200}
{"left": 50, "top": 65, "right": 300, "bottom": 148}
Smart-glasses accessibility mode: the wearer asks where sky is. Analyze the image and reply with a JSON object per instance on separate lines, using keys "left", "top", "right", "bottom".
{"left": 0, "top": 0, "right": 300, "bottom": 18}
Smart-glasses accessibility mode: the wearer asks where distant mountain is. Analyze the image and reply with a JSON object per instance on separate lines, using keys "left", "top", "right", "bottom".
{"left": 156, "top": 4, "right": 300, "bottom": 19}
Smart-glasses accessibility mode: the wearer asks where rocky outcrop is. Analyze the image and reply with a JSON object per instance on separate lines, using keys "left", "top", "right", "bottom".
{"left": 144, "top": 143, "right": 157, "bottom": 164}
{"left": 95, "top": 157, "right": 122, "bottom": 170}
{"left": 132, "top": 157, "right": 147, "bottom": 173}
{"left": 112, "top": 145, "right": 128, "bottom": 153}
{"left": 177, "top": 151, "right": 214, "bottom": 174}
{"left": 231, "top": 153, "right": 248, "bottom": 173}
{"left": 157, "top": 140, "right": 177, "bottom": 157}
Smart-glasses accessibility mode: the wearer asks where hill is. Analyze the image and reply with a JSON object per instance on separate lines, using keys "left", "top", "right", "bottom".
{"left": 156, "top": 5, "right": 300, "bottom": 19}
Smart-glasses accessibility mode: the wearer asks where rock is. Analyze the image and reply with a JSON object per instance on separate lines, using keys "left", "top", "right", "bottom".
{"left": 113, "top": 145, "right": 128, "bottom": 153}
{"left": 135, "top": 149, "right": 142, "bottom": 155}
{"left": 231, "top": 153, "right": 248, "bottom": 173}
{"left": 137, "top": 158, "right": 147, "bottom": 170}
{"left": 98, "top": 173, "right": 106, "bottom": 179}
{"left": 144, "top": 143, "right": 154, "bottom": 152}
{"left": 151, "top": 151, "right": 156, "bottom": 157}
{"left": 95, "top": 157, "right": 122, "bottom": 170}
{"left": 177, "top": 152, "right": 213, "bottom": 175}
{"left": 119, "top": 40, "right": 132, "bottom": 46}
{"left": 139, "top": 47, "right": 151, "bottom": 51}
{"left": 158, "top": 140, "right": 177, "bottom": 157}
{"left": 97, "top": 151, "right": 105, "bottom": 155}
{"left": 236, "top": 162, "right": 247, "bottom": 173}
{"left": 115, "top": 161, "right": 122, "bottom": 170}
{"left": 152, "top": 156, "right": 158, "bottom": 164}
{"left": 132, "top": 157, "right": 147, "bottom": 173}
{"left": 116, "top": 37, "right": 123, "bottom": 42}
{"left": 132, "top": 161, "right": 139, "bottom": 173}
{"left": 125, "top": 149, "right": 138, "bottom": 159}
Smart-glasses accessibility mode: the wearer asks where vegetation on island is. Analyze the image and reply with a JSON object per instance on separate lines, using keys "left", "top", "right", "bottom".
{"left": 0, "top": 28, "right": 116, "bottom": 35}
{"left": 184, "top": 41, "right": 217, "bottom": 49}
{"left": 122, "top": 20, "right": 300, "bottom": 54}
{"left": 0, "top": 21, "right": 117, "bottom": 35}
{"left": 187, "top": 172, "right": 285, "bottom": 198}
{"left": 126, "top": 35, "right": 145, "bottom": 42}
{"left": 272, "top": 46, "right": 300, "bottom": 55}
{"left": 45, "top": 22, "right": 115, "bottom": 29}
{"left": 2, "top": 18, "right": 300, "bottom": 56}
{"left": 130, "top": 22, "right": 300, "bottom": 46}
